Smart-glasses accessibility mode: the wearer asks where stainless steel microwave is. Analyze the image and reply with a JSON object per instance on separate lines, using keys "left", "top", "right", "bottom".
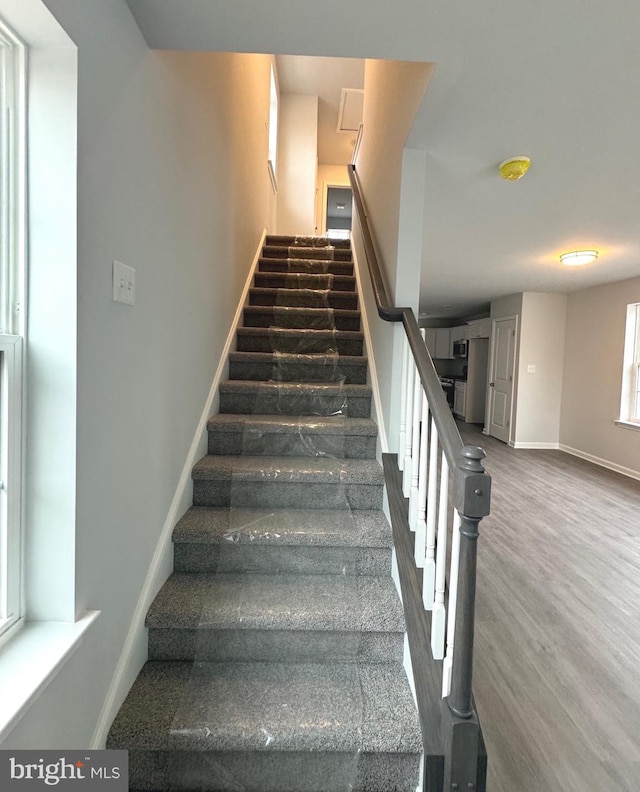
{"left": 453, "top": 339, "right": 468, "bottom": 357}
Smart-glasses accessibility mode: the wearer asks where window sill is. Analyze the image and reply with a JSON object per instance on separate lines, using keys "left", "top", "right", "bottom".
{"left": 615, "top": 419, "right": 640, "bottom": 432}
{"left": 0, "top": 610, "right": 100, "bottom": 743}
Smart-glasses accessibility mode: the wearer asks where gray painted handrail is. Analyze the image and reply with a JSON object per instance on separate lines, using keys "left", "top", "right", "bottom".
{"left": 348, "top": 164, "right": 491, "bottom": 521}
{"left": 349, "top": 162, "right": 492, "bottom": 768}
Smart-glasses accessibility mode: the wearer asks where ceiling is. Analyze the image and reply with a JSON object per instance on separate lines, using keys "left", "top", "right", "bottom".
{"left": 126, "top": 0, "right": 640, "bottom": 320}
{"left": 276, "top": 55, "right": 364, "bottom": 166}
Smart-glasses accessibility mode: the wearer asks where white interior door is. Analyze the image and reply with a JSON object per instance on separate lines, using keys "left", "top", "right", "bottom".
{"left": 488, "top": 316, "right": 517, "bottom": 443}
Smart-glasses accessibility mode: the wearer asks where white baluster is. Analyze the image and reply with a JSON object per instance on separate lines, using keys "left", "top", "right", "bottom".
{"left": 398, "top": 335, "right": 408, "bottom": 471}
{"left": 442, "top": 510, "right": 462, "bottom": 697}
{"left": 422, "top": 417, "right": 439, "bottom": 609}
{"left": 408, "top": 371, "right": 422, "bottom": 530}
{"left": 414, "top": 395, "right": 429, "bottom": 568}
{"left": 403, "top": 355, "right": 414, "bottom": 497}
{"left": 431, "top": 452, "right": 449, "bottom": 660}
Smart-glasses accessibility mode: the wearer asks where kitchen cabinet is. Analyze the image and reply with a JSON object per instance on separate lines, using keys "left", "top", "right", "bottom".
{"left": 467, "top": 317, "right": 492, "bottom": 339}
{"left": 435, "top": 328, "right": 454, "bottom": 359}
{"left": 423, "top": 327, "right": 437, "bottom": 358}
{"left": 453, "top": 380, "right": 466, "bottom": 418}
{"left": 450, "top": 325, "right": 469, "bottom": 343}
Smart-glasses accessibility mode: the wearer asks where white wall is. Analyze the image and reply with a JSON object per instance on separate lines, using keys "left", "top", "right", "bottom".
{"left": 515, "top": 293, "right": 567, "bottom": 447}
{"left": 276, "top": 94, "right": 318, "bottom": 235}
{"left": 560, "top": 275, "right": 640, "bottom": 478}
{"left": 352, "top": 59, "right": 432, "bottom": 449}
{"left": 1, "top": 0, "right": 275, "bottom": 748}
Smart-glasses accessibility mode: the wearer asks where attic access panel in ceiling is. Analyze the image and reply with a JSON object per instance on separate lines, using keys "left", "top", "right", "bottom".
{"left": 337, "top": 88, "right": 364, "bottom": 133}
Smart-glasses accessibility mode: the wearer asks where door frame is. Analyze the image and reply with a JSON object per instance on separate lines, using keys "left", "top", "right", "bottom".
{"left": 319, "top": 181, "right": 352, "bottom": 236}
{"left": 484, "top": 314, "right": 519, "bottom": 444}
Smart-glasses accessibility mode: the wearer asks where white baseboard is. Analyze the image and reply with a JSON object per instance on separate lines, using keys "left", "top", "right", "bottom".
{"left": 559, "top": 443, "right": 640, "bottom": 482}
{"left": 510, "top": 441, "right": 560, "bottom": 450}
{"left": 90, "top": 229, "right": 267, "bottom": 749}
{"left": 351, "top": 241, "right": 389, "bottom": 455}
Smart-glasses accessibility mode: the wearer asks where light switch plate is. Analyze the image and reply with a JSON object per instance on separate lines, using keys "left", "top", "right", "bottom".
{"left": 527, "top": 364, "right": 536, "bottom": 373}
{"left": 113, "top": 261, "right": 136, "bottom": 305}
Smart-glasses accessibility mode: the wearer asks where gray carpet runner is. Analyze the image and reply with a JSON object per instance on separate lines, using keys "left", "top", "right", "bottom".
{"left": 107, "top": 235, "right": 422, "bottom": 791}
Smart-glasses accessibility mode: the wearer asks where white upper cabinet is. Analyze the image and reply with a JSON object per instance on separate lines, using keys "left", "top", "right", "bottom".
{"left": 467, "top": 317, "right": 492, "bottom": 339}
{"left": 450, "top": 325, "right": 469, "bottom": 343}
{"left": 435, "top": 328, "right": 453, "bottom": 359}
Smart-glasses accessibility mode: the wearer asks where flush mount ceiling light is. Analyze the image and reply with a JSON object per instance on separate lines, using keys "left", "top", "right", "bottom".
{"left": 499, "top": 156, "right": 531, "bottom": 181}
{"left": 560, "top": 250, "right": 599, "bottom": 266}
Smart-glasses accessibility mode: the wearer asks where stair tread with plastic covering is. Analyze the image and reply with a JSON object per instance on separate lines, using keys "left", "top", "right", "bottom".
{"left": 243, "top": 305, "right": 361, "bottom": 330}
{"left": 107, "top": 234, "right": 421, "bottom": 792}
{"left": 236, "top": 326, "right": 364, "bottom": 355}
{"left": 191, "top": 455, "right": 384, "bottom": 510}
{"left": 253, "top": 272, "right": 357, "bottom": 292}
{"left": 172, "top": 507, "right": 393, "bottom": 576}
{"left": 207, "top": 414, "right": 377, "bottom": 458}
{"left": 249, "top": 286, "right": 358, "bottom": 310}
{"left": 218, "top": 380, "right": 372, "bottom": 417}
{"left": 258, "top": 256, "right": 354, "bottom": 276}
{"left": 146, "top": 571, "right": 406, "bottom": 663}
{"left": 107, "top": 661, "right": 421, "bottom": 792}
{"left": 228, "top": 350, "right": 368, "bottom": 384}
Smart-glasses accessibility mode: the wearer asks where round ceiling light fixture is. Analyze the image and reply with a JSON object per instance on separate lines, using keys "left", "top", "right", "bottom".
{"left": 560, "top": 250, "right": 598, "bottom": 266}
{"left": 499, "top": 156, "right": 531, "bottom": 181}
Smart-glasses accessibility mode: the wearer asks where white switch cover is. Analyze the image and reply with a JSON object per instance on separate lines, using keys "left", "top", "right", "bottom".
{"left": 527, "top": 364, "right": 536, "bottom": 374}
{"left": 113, "top": 261, "right": 136, "bottom": 305}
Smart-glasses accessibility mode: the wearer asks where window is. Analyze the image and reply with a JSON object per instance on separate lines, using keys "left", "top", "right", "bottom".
{"left": 0, "top": 17, "right": 25, "bottom": 645}
{"left": 267, "top": 63, "right": 278, "bottom": 192}
{"left": 619, "top": 302, "right": 640, "bottom": 426}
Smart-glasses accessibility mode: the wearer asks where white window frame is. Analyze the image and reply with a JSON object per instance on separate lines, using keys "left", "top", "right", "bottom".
{"left": 0, "top": 17, "right": 26, "bottom": 647}
{"left": 618, "top": 302, "right": 640, "bottom": 428}
{"left": 267, "top": 63, "right": 278, "bottom": 193}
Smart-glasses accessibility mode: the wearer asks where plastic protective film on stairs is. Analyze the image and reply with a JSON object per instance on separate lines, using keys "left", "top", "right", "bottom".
{"left": 177, "top": 240, "right": 360, "bottom": 790}
{"left": 136, "top": 236, "right": 421, "bottom": 792}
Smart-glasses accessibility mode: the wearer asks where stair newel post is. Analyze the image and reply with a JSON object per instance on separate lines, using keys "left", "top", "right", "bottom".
{"left": 448, "top": 445, "right": 490, "bottom": 720}
{"left": 441, "top": 446, "right": 490, "bottom": 792}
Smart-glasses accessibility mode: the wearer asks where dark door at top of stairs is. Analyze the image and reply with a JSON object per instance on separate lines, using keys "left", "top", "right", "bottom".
{"left": 107, "top": 234, "right": 422, "bottom": 792}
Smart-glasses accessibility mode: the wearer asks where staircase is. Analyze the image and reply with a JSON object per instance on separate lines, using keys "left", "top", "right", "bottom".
{"left": 107, "top": 235, "right": 422, "bottom": 792}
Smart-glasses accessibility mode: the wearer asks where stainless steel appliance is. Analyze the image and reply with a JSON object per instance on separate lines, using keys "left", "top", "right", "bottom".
{"left": 453, "top": 339, "right": 468, "bottom": 358}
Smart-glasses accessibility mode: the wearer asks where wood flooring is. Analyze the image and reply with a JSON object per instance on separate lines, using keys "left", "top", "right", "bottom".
{"left": 459, "top": 423, "right": 640, "bottom": 792}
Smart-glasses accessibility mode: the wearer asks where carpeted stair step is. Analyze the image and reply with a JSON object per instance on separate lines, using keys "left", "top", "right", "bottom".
{"left": 265, "top": 234, "right": 352, "bottom": 250}
{"left": 249, "top": 287, "right": 358, "bottom": 310}
{"left": 146, "top": 571, "right": 405, "bottom": 663}
{"left": 218, "top": 380, "right": 372, "bottom": 417}
{"left": 253, "top": 272, "right": 356, "bottom": 292}
{"left": 258, "top": 257, "right": 354, "bottom": 276}
{"left": 192, "top": 455, "right": 384, "bottom": 510}
{"left": 243, "top": 305, "right": 360, "bottom": 330}
{"left": 207, "top": 414, "right": 377, "bottom": 458}
{"left": 236, "top": 327, "right": 364, "bottom": 355}
{"left": 262, "top": 245, "right": 353, "bottom": 261}
{"left": 107, "top": 660, "right": 422, "bottom": 792}
{"left": 172, "top": 507, "right": 392, "bottom": 575}
{"left": 228, "top": 351, "right": 368, "bottom": 384}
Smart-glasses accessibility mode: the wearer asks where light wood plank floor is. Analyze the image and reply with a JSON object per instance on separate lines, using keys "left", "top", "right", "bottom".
{"left": 459, "top": 423, "right": 640, "bottom": 792}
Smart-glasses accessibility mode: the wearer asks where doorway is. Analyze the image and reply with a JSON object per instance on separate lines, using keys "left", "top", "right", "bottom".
{"left": 487, "top": 316, "right": 517, "bottom": 443}
{"left": 323, "top": 185, "right": 352, "bottom": 239}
